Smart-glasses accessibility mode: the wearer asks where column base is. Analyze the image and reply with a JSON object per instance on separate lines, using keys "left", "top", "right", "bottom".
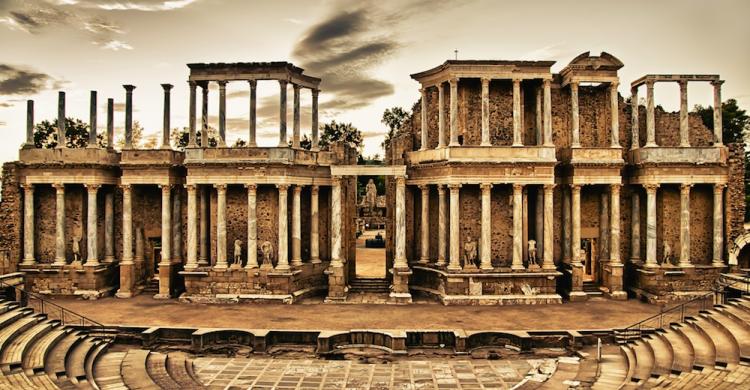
{"left": 677, "top": 262, "right": 695, "bottom": 268}
{"left": 310, "top": 258, "right": 321, "bottom": 264}
{"left": 511, "top": 264, "right": 525, "bottom": 271}
{"left": 213, "top": 264, "right": 228, "bottom": 270}
{"left": 418, "top": 258, "right": 429, "bottom": 264}
{"left": 447, "top": 264, "right": 462, "bottom": 272}
{"left": 84, "top": 260, "right": 101, "bottom": 267}
{"left": 51, "top": 260, "right": 66, "bottom": 267}
{"left": 643, "top": 262, "right": 660, "bottom": 268}
{"left": 480, "top": 142, "right": 492, "bottom": 147}
{"left": 480, "top": 263, "right": 493, "bottom": 271}
{"left": 104, "top": 255, "right": 115, "bottom": 263}
{"left": 291, "top": 260, "right": 303, "bottom": 267}
{"left": 158, "top": 263, "right": 173, "bottom": 299}
{"left": 436, "top": 259, "right": 447, "bottom": 267}
{"left": 244, "top": 264, "right": 259, "bottom": 270}
{"left": 115, "top": 291, "right": 133, "bottom": 299}
{"left": 275, "top": 264, "right": 291, "bottom": 271}
{"left": 20, "top": 259, "right": 36, "bottom": 267}
{"left": 606, "top": 290, "right": 628, "bottom": 300}
{"left": 712, "top": 261, "right": 725, "bottom": 268}
{"left": 569, "top": 291, "right": 588, "bottom": 302}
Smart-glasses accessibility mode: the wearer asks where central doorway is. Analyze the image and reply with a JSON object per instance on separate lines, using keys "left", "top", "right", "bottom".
{"left": 355, "top": 174, "right": 387, "bottom": 279}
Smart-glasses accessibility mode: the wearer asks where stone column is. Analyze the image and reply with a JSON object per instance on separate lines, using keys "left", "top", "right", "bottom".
{"left": 218, "top": 81, "right": 227, "bottom": 146}
{"left": 645, "top": 184, "right": 659, "bottom": 267}
{"left": 172, "top": 187, "right": 182, "bottom": 264}
{"left": 631, "top": 191, "right": 641, "bottom": 262}
{"left": 631, "top": 87, "right": 639, "bottom": 150}
{"left": 394, "top": 176, "right": 408, "bottom": 269}
{"left": 53, "top": 184, "right": 66, "bottom": 265}
{"left": 124, "top": 85, "right": 135, "bottom": 148}
{"left": 679, "top": 80, "right": 689, "bottom": 147}
{"left": 104, "top": 190, "right": 115, "bottom": 262}
{"left": 85, "top": 184, "right": 100, "bottom": 266}
{"left": 185, "top": 185, "right": 198, "bottom": 270}
{"left": 291, "top": 185, "right": 302, "bottom": 266}
{"left": 331, "top": 177, "right": 343, "bottom": 267}
{"left": 447, "top": 184, "right": 461, "bottom": 271}
{"left": 245, "top": 184, "right": 258, "bottom": 268}
{"left": 481, "top": 78, "right": 491, "bottom": 146}
{"left": 610, "top": 81, "right": 619, "bottom": 147}
{"left": 543, "top": 79, "right": 553, "bottom": 146}
{"left": 678, "top": 184, "right": 692, "bottom": 267}
{"left": 610, "top": 184, "right": 621, "bottom": 265}
{"left": 562, "top": 186, "right": 571, "bottom": 263}
{"left": 512, "top": 78, "right": 523, "bottom": 146}
{"left": 311, "top": 89, "right": 320, "bottom": 151}
{"left": 88, "top": 91, "right": 97, "bottom": 148}
{"left": 437, "top": 185, "right": 447, "bottom": 266}
{"left": 161, "top": 84, "right": 173, "bottom": 149}
{"left": 599, "top": 191, "right": 610, "bottom": 262}
{"left": 438, "top": 83, "right": 446, "bottom": 148}
{"left": 645, "top": 81, "right": 656, "bottom": 147}
{"left": 571, "top": 184, "right": 582, "bottom": 264}
{"left": 57, "top": 92, "right": 65, "bottom": 148}
{"left": 292, "top": 84, "right": 301, "bottom": 148}
{"left": 277, "top": 184, "right": 290, "bottom": 270}
{"left": 199, "top": 186, "right": 209, "bottom": 265}
{"left": 200, "top": 82, "right": 209, "bottom": 147}
{"left": 107, "top": 98, "right": 114, "bottom": 149}
{"left": 542, "top": 184, "right": 555, "bottom": 270}
{"left": 712, "top": 80, "right": 724, "bottom": 145}
{"left": 310, "top": 185, "right": 320, "bottom": 264}
{"left": 418, "top": 185, "right": 430, "bottom": 263}
{"left": 713, "top": 184, "right": 725, "bottom": 267}
{"left": 420, "top": 88, "right": 428, "bottom": 150}
{"left": 535, "top": 189, "right": 544, "bottom": 259}
{"left": 248, "top": 80, "right": 257, "bottom": 147}
{"left": 160, "top": 185, "right": 171, "bottom": 267}
{"left": 535, "top": 86, "right": 542, "bottom": 145}
{"left": 278, "top": 80, "right": 288, "bottom": 147}
{"left": 24, "top": 100, "right": 34, "bottom": 149}
{"left": 188, "top": 81, "right": 197, "bottom": 147}
{"left": 449, "top": 78, "right": 459, "bottom": 146}
{"left": 570, "top": 82, "right": 580, "bottom": 147}
{"left": 512, "top": 184, "right": 524, "bottom": 270}
{"left": 215, "top": 184, "right": 228, "bottom": 269}
{"left": 480, "top": 183, "right": 493, "bottom": 270}
{"left": 117, "top": 185, "right": 133, "bottom": 298}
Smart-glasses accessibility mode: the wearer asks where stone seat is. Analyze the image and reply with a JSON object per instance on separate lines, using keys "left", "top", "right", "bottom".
{"left": 44, "top": 331, "right": 82, "bottom": 381}
{"left": 84, "top": 341, "right": 109, "bottom": 387}
{"left": 704, "top": 309, "right": 750, "bottom": 362}
{"left": 121, "top": 348, "right": 161, "bottom": 389}
{"left": 629, "top": 339, "right": 655, "bottom": 383}
{"left": 591, "top": 344, "right": 629, "bottom": 389}
{"left": 0, "top": 314, "right": 45, "bottom": 363}
{"left": 93, "top": 351, "right": 128, "bottom": 390}
{"left": 0, "top": 319, "right": 58, "bottom": 373}
{"left": 0, "top": 307, "right": 33, "bottom": 329}
{"left": 146, "top": 351, "right": 183, "bottom": 389}
{"left": 686, "top": 315, "right": 739, "bottom": 367}
{"left": 64, "top": 337, "right": 101, "bottom": 388}
{"left": 643, "top": 331, "right": 674, "bottom": 376}
{"left": 660, "top": 326, "right": 694, "bottom": 373}
{"left": 673, "top": 321, "right": 716, "bottom": 369}
{"left": 22, "top": 327, "right": 70, "bottom": 376}
{"left": 0, "top": 371, "right": 36, "bottom": 389}
{"left": 164, "top": 351, "right": 205, "bottom": 389}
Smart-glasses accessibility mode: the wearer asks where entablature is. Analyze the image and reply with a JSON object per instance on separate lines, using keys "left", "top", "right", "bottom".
{"left": 406, "top": 163, "right": 555, "bottom": 186}
{"left": 410, "top": 60, "right": 554, "bottom": 87}
{"left": 629, "top": 146, "right": 727, "bottom": 166}
{"left": 559, "top": 147, "right": 625, "bottom": 166}
{"left": 19, "top": 147, "right": 120, "bottom": 166}
{"left": 183, "top": 147, "right": 339, "bottom": 166}
{"left": 406, "top": 146, "right": 557, "bottom": 165}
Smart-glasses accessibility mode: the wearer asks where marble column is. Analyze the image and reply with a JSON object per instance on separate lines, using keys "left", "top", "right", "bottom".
{"left": 447, "top": 184, "right": 461, "bottom": 271}
{"left": 543, "top": 79, "right": 553, "bottom": 146}
{"left": 57, "top": 92, "right": 65, "bottom": 148}
{"left": 599, "top": 191, "right": 610, "bottom": 262}
{"left": 438, "top": 83, "right": 446, "bottom": 148}
{"left": 311, "top": 89, "right": 319, "bottom": 151}
{"left": 394, "top": 176, "right": 408, "bottom": 269}
{"left": 124, "top": 85, "right": 135, "bottom": 149}
{"left": 107, "top": 98, "right": 114, "bottom": 149}
{"left": 218, "top": 81, "right": 227, "bottom": 146}
{"left": 188, "top": 81, "right": 197, "bottom": 147}
{"left": 172, "top": 187, "right": 182, "bottom": 264}
{"left": 291, "top": 185, "right": 302, "bottom": 266}
{"left": 571, "top": 184, "right": 582, "bottom": 264}
{"left": 535, "top": 86, "right": 542, "bottom": 145}
{"left": 437, "top": 185, "right": 447, "bottom": 266}
{"left": 570, "top": 82, "right": 580, "bottom": 148}
{"left": 200, "top": 82, "right": 209, "bottom": 147}
{"left": 199, "top": 186, "right": 209, "bottom": 265}
{"left": 277, "top": 184, "right": 290, "bottom": 270}
{"left": 645, "top": 184, "right": 659, "bottom": 267}
{"left": 418, "top": 185, "right": 430, "bottom": 263}
{"left": 512, "top": 78, "right": 523, "bottom": 146}
{"left": 449, "top": 78, "right": 459, "bottom": 146}
{"left": 481, "top": 78, "right": 491, "bottom": 146}
{"left": 713, "top": 184, "right": 725, "bottom": 267}
{"left": 292, "top": 84, "right": 301, "bottom": 148}
{"left": 160, "top": 185, "right": 171, "bottom": 267}
{"left": 679, "top": 80, "right": 689, "bottom": 147}
{"left": 248, "top": 80, "right": 257, "bottom": 147}
{"left": 631, "top": 191, "right": 641, "bottom": 262}
{"left": 542, "top": 184, "right": 555, "bottom": 270}
{"left": 630, "top": 87, "right": 639, "bottom": 150}
{"left": 88, "top": 90, "right": 97, "bottom": 148}
{"left": 245, "top": 184, "right": 258, "bottom": 268}
{"left": 278, "top": 80, "right": 288, "bottom": 147}
{"left": 480, "top": 183, "right": 493, "bottom": 270}
{"left": 512, "top": 184, "right": 524, "bottom": 270}
{"left": 85, "top": 184, "right": 100, "bottom": 266}
{"left": 185, "top": 185, "right": 198, "bottom": 270}
{"left": 117, "top": 185, "right": 133, "bottom": 298}
{"left": 310, "top": 185, "right": 320, "bottom": 264}
{"left": 14, "top": 176, "right": 36, "bottom": 259}
{"left": 24, "top": 100, "right": 34, "bottom": 149}
{"left": 645, "top": 81, "right": 656, "bottom": 147}
{"left": 420, "top": 88, "right": 428, "bottom": 150}
{"left": 679, "top": 184, "right": 692, "bottom": 267}
{"left": 610, "top": 81, "right": 620, "bottom": 147}
{"left": 712, "top": 81, "right": 724, "bottom": 145}
{"left": 161, "top": 84, "right": 173, "bottom": 149}
{"left": 562, "top": 186, "right": 571, "bottom": 264}
{"left": 215, "top": 184, "right": 228, "bottom": 269}
{"left": 610, "top": 184, "right": 621, "bottom": 265}
{"left": 53, "top": 184, "right": 66, "bottom": 265}
{"left": 331, "top": 178, "right": 342, "bottom": 267}
{"left": 104, "top": 190, "right": 115, "bottom": 262}
{"left": 535, "top": 189, "right": 544, "bottom": 259}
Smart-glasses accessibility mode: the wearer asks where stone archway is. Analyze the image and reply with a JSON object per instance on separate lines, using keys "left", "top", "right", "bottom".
{"left": 729, "top": 231, "right": 750, "bottom": 267}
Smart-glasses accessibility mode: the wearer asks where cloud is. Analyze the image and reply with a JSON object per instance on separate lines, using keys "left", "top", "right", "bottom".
{"left": 0, "top": 5, "right": 71, "bottom": 33}
{"left": 0, "top": 64, "right": 64, "bottom": 95}
{"left": 0, "top": 102, "right": 12, "bottom": 108}
{"left": 99, "top": 39, "right": 132, "bottom": 50}
{"left": 83, "top": 0, "right": 200, "bottom": 11}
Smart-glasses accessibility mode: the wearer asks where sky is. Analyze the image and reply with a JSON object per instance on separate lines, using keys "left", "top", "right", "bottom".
{"left": 0, "top": 0, "right": 749, "bottom": 163}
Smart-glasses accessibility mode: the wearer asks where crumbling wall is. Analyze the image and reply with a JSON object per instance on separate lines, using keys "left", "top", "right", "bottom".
{"left": 0, "top": 163, "right": 21, "bottom": 274}
{"left": 727, "top": 143, "right": 746, "bottom": 254}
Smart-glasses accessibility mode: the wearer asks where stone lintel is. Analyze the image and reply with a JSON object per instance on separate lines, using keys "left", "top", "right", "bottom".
{"left": 631, "top": 74, "right": 721, "bottom": 88}
{"left": 406, "top": 145, "right": 556, "bottom": 165}
{"left": 330, "top": 165, "right": 407, "bottom": 177}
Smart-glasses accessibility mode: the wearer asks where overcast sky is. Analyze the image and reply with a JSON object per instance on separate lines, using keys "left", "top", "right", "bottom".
{"left": 0, "top": 0, "right": 748, "bottom": 163}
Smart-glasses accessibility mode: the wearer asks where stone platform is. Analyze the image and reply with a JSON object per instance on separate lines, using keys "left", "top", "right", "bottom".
{"left": 629, "top": 263, "right": 725, "bottom": 304}
{"left": 21, "top": 262, "right": 118, "bottom": 299}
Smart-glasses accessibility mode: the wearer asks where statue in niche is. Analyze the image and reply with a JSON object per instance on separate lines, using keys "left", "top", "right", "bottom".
{"left": 662, "top": 242, "right": 673, "bottom": 266}
{"left": 364, "top": 179, "right": 377, "bottom": 209}
{"left": 71, "top": 235, "right": 82, "bottom": 264}
{"left": 463, "top": 235, "right": 478, "bottom": 268}
{"left": 260, "top": 241, "right": 274, "bottom": 269}
{"left": 521, "top": 283, "right": 539, "bottom": 296}
{"left": 232, "top": 239, "right": 243, "bottom": 268}
{"left": 528, "top": 240, "right": 538, "bottom": 267}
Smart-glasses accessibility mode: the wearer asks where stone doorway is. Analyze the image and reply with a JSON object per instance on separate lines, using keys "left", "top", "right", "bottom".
{"left": 582, "top": 238, "right": 598, "bottom": 282}
{"left": 354, "top": 175, "right": 387, "bottom": 279}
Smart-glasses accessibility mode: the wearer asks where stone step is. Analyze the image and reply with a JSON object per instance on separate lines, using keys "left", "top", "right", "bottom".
{"left": 0, "top": 371, "right": 37, "bottom": 389}
{"left": 673, "top": 322, "right": 716, "bottom": 370}
{"left": 705, "top": 309, "right": 750, "bottom": 362}
{"left": 146, "top": 352, "right": 183, "bottom": 389}
{"left": 93, "top": 351, "right": 128, "bottom": 390}
{"left": 121, "top": 349, "right": 161, "bottom": 390}
{"left": 644, "top": 332, "right": 673, "bottom": 376}
{"left": 591, "top": 344, "right": 629, "bottom": 389}
{"left": 0, "top": 319, "right": 58, "bottom": 373}
{"left": 0, "top": 314, "right": 45, "bottom": 363}
{"left": 26, "top": 372, "right": 61, "bottom": 390}
{"left": 620, "top": 345, "right": 636, "bottom": 386}
{"left": 164, "top": 352, "right": 206, "bottom": 389}
{"left": 629, "top": 339, "right": 655, "bottom": 383}
{"left": 0, "top": 301, "right": 20, "bottom": 315}
{"left": 661, "top": 327, "right": 694, "bottom": 373}
{"left": 573, "top": 348, "right": 599, "bottom": 388}
{"left": 0, "top": 307, "right": 34, "bottom": 331}
{"left": 85, "top": 341, "right": 110, "bottom": 387}
{"left": 64, "top": 337, "right": 100, "bottom": 388}
{"left": 23, "top": 327, "right": 70, "bottom": 376}
{"left": 688, "top": 316, "right": 740, "bottom": 367}
{"left": 45, "top": 332, "right": 82, "bottom": 381}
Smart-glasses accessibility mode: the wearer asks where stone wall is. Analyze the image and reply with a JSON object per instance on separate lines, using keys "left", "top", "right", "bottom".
{"left": 0, "top": 163, "right": 21, "bottom": 274}
{"left": 727, "top": 143, "right": 746, "bottom": 253}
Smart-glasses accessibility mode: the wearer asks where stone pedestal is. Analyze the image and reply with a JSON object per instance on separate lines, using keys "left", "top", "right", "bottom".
{"left": 631, "top": 263, "right": 723, "bottom": 304}
{"left": 116, "top": 262, "right": 134, "bottom": 298}
{"left": 325, "top": 264, "right": 347, "bottom": 302}
{"left": 568, "top": 264, "right": 587, "bottom": 302}
{"left": 389, "top": 267, "right": 413, "bottom": 304}
{"left": 24, "top": 263, "right": 118, "bottom": 298}
{"left": 602, "top": 263, "right": 626, "bottom": 300}
{"left": 154, "top": 263, "right": 175, "bottom": 300}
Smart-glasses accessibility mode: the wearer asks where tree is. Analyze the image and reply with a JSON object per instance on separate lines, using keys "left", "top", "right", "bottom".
{"left": 115, "top": 121, "right": 145, "bottom": 149}
{"left": 693, "top": 99, "right": 749, "bottom": 144}
{"left": 233, "top": 138, "right": 247, "bottom": 148}
{"left": 318, "top": 120, "right": 363, "bottom": 151}
{"left": 287, "top": 134, "right": 313, "bottom": 150}
{"left": 380, "top": 107, "right": 410, "bottom": 149}
{"left": 33, "top": 118, "right": 105, "bottom": 148}
{"left": 170, "top": 127, "right": 219, "bottom": 150}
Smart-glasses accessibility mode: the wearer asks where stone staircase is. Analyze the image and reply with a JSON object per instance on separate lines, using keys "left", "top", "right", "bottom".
{"left": 349, "top": 278, "right": 391, "bottom": 293}
{"left": 0, "top": 299, "right": 206, "bottom": 389}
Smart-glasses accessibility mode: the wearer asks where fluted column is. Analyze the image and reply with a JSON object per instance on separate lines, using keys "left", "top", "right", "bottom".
{"left": 276, "top": 184, "right": 290, "bottom": 270}
{"left": 481, "top": 78, "right": 491, "bottom": 146}
{"left": 172, "top": 187, "right": 182, "bottom": 264}
{"left": 291, "top": 185, "right": 302, "bottom": 266}
{"left": 512, "top": 184, "right": 524, "bottom": 270}
{"left": 645, "top": 81, "right": 656, "bottom": 147}
{"left": 542, "top": 184, "right": 555, "bottom": 270}
{"left": 712, "top": 80, "right": 724, "bottom": 145}
{"left": 562, "top": 186, "right": 571, "bottom": 263}
{"left": 480, "top": 183, "right": 493, "bottom": 270}
{"left": 200, "top": 82, "right": 209, "bottom": 147}
{"left": 160, "top": 185, "right": 171, "bottom": 267}
{"left": 215, "top": 184, "right": 228, "bottom": 269}
{"left": 311, "top": 89, "right": 319, "bottom": 151}
{"left": 245, "top": 184, "right": 258, "bottom": 268}
{"left": 571, "top": 184, "right": 582, "bottom": 264}
{"left": 645, "top": 184, "right": 659, "bottom": 267}
{"left": 535, "top": 189, "right": 543, "bottom": 260}
{"left": 512, "top": 78, "right": 523, "bottom": 146}
{"left": 57, "top": 92, "right": 65, "bottom": 148}
{"left": 437, "top": 83, "right": 446, "bottom": 148}
{"left": 161, "top": 84, "right": 173, "bottom": 149}
{"left": 278, "top": 80, "right": 288, "bottom": 147}
{"left": 248, "top": 80, "right": 257, "bottom": 147}
{"left": 185, "top": 184, "right": 198, "bottom": 270}
{"left": 188, "top": 81, "right": 197, "bottom": 147}
{"left": 679, "top": 80, "right": 689, "bottom": 147}
{"left": 599, "top": 191, "right": 610, "bottom": 262}
{"left": 610, "top": 81, "right": 620, "bottom": 147}
{"left": 53, "top": 184, "right": 66, "bottom": 265}
{"left": 85, "top": 184, "right": 100, "bottom": 266}
{"left": 449, "top": 78, "right": 459, "bottom": 146}
{"left": 631, "top": 191, "right": 641, "bottom": 262}
{"left": 331, "top": 177, "right": 343, "bottom": 267}
{"left": 420, "top": 88, "right": 428, "bottom": 150}
{"left": 630, "top": 87, "right": 639, "bottom": 150}
{"left": 437, "top": 185, "right": 447, "bottom": 266}
{"left": 104, "top": 190, "right": 115, "bottom": 262}
{"left": 292, "top": 84, "right": 301, "bottom": 148}
{"left": 610, "top": 184, "right": 621, "bottom": 265}
{"left": 199, "top": 186, "right": 209, "bottom": 265}
{"left": 218, "top": 81, "right": 227, "bottom": 146}
{"left": 570, "top": 82, "right": 580, "bottom": 147}
{"left": 418, "top": 185, "right": 430, "bottom": 263}
{"left": 122, "top": 185, "right": 133, "bottom": 265}
{"left": 310, "top": 185, "right": 320, "bottom": 263}
{"left": 21, "top": 185, "right": 35, "bottom": 266}
{"left": 713, "top": 184, "right": 725, "bottom": 267}
{"left": 394, "top": 176, "right": 407, "bottom": 269}
{"left": 678, "top": 184, "right": 692, "bottom": 267}
{"left": 24, "top": 100, "right": 34, "bottom": 149}
{"left": 88, "top": 90, "right": 98, "bottom": 148}
{"left": 543, "top": 79, "right": 553, "bottom": 146}
{"left": 124, "top": 85, "right": 135, "bottom": 148}
{"left": 447, "top": 184, "right": 461, "bottom": 271}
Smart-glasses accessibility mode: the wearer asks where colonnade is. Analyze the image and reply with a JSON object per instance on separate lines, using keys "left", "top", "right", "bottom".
{"left": 568, "top": 81, "right": 620, "bottom": 147}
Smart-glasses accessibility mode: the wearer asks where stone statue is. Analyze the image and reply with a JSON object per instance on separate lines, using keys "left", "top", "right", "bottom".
{"left": 364, "top": 179, "right": 377, "bottom": 209}
{"left": 528, "top": 240, "right": 538, "bottom": 267}
{"left": 662, "top": 242, "right": 673, "bottom": 266}
{"left": 232, "top": 239, "right": 243, "bottom": 268}
{"left": 521, "top": 283, "right": 539, "bottom": 296}
{"left": 463, "top": 235, "right": 478, "bottom": 268}
{"left": 71, "top": 235, "right": 82, "bottom": 263}
{"left": 260, "top": 241, "right": 274, "bottom": 269}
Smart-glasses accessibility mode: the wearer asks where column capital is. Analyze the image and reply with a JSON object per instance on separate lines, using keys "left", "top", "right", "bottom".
{"left": 197, "top": 80, "right": 209, "bottom": 89}
{"left": 710, "top": 80, "right": 725, "bottom": 87}
{"left": 331, "top": 175, "right": 342, "bottom": 185}
{"left": 543, "top": 78, "right": 551, "bottom": 87}
{"left": 447, "top": 183, "right": 461, "bottom": 190}
{"left": 120, "top": 184, "right": 131, "bottom": 193}
{"left": 610, "top": 183, "right": 622, "bottom": 193}
{"left": 276, "top": 183, "right": 290, "bottom": 191}
{"left": 680, "top": 183, "right": 693, "bottom": 193}
{"left": 186, "top": 184, "right": 197, "bottom": 192}
{"left": 123, "top": 84, "right": 136, "bottom": 92}
{"left": 248, "top": 79, "right": 257, "bottom": 88}
{"left": 570, "top": 184, "right": 581, "bottom": 193}
{"left": 161, "top": 83, "right": 174, "bottom": 91}
{"left": 311, "top": 185, "right": 319, "bottom": 194}
{"left": 418, "top": 184, "right": 430, "bottom": 191}
{"left": 631, "top": 85, "right": 638, "bottom": 95}
{"left": 512, "top": 77, "right": 522, "bottom": 85}
{"left": 610, "top": 80, "right": 620, "bottom": 89}
{"left": 678, "top": 79, "right": 688, "bottom": 89}
{"left": 645, "top": 80, "right": 655, "bottom": 89}
{"left": 437, "top": 184, "right": 446, "bottom": 192}
{"left": 644, "top": 184, "right": 659, "bottom": 193}
{"left": 217, "top": 80, "right": 227, "bottom": 88}
{"left": 278, "top": 79, "right": 288, "bottom": 87}
{"left": 480, "top": 183, "right": 493, "bottom": 191}
{"left": 713, "top": 183, "right": 727, "bottom": 193}
{"left": 512, "top": 183, "right": 524, "bottom": 192}
{"left": 214, "top": 183, "right": 227, "bottom": 192}
{"left": 570, "top": 80, "right": 579, "bottom": 89}
{"left": 51, "top": 183, "right": 65, "bottom": 190}
{"left": 292, "top": 83, "right": 301, "bottom": 91}
{"left": 85, "top": 183, "right": 101, "bottom": 191}
{"left": 188, "top": 80, "right": 197, "bottom": 88}
{"left": 159, "top": 183, "right": 172, "bottom": 190}
{"left": 293, "top": 184, "right": 303, "bottom": 194}
{"left": 448, "top": 77, "right": 459, "bottom": 86}
{"left": 544, "top": 183, "right": 556, "bottom": 191}
{"left": 21, "top": 183, "right": 33, "bottom": 191}
{"left": 481, "top": 77, "right": 490, "bottom": 86}
{"left": 395, "top": 176, "right": 406, "bottom": 186}
{"left": 311, "top": 88, "right": 320, "bottom": 97}
{"left": 244, "top": 183, "right": 257, "bottom": 191}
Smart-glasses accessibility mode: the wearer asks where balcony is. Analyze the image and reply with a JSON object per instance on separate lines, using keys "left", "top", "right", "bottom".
{"left": 629, "top": 146, "right": 726, "bottom": 166}
{"left": 405, "top": 145, "right": 556, "bottom": 165}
